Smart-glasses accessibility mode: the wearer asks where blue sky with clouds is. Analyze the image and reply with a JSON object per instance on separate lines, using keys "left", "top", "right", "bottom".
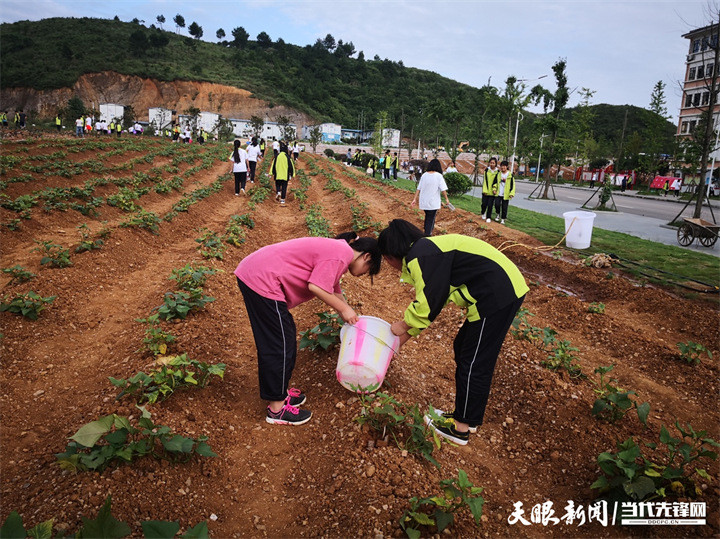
{"left": 0, "top": 0, "right": 714, "bottom": 121}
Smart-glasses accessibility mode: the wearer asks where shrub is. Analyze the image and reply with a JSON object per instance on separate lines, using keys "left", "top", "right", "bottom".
{"left": 323, "top": 148, "right": 335, "bottom": 158}
{"left": 443, "top": 172, "right": 472, "bottom": 196}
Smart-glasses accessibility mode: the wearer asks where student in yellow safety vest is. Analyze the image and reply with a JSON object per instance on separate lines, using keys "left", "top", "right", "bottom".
{"left": 492, "top": 160, "right": 516, "bottom": 224}
{"left": 55, "top": 114, "right": 62, "bottom": 132}
{"left": 383, "top": 150, "right": 392, "bottom": 180}
{"left": 116, "top": 121, "right": 122, "bottom": 137}
{"left": 270, "top": 142, "right": 296, "bottom": 206}
{"left": 198, "top": 128, "right": 206, "bottom": 144}
{"left": 482, "top": 157, "right": 500, "bottom": 222}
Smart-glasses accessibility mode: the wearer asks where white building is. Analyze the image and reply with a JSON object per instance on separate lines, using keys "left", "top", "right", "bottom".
{"left": 148, "top": 108, "right": 174, "bottom": 132}
{"left": 99, "top": 103, "right": 124, "bottom": 123}
{"left": 198, "top": 112, "right": 221, "bottom": 133}
{"left": 229, "top": 119, "right": 254, "bottom": 138}
{"left": 302, "top": 123, "right": 341, "bottom": 142}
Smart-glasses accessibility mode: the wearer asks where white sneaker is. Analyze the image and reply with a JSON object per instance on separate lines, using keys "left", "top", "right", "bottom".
{"left": 280, "top": 200, "right": 286, "bottom": 206}
{"left": 241, "top": 188, "right": 245, "bottom": 195}
{"left": 234, "top": 193, "right": 239, "bottom": 197}
{"left": 486, "top": 218, "right": 491, "bottom": 223}
{"left": 501, "top": 219, "right": 505, "bottom": 224}
{"left": 495, "top": 216, "right": 500, "bottom": 222}
{"left": 275, "top": 193, "right": 281, "bottom": 201}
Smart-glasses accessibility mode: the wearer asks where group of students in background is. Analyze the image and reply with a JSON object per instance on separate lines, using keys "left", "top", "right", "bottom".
{"left": 230, "top": 136, "right": 298, "bottom": 206}
{"left": 480, "top": 157, "right": 516, "bottom": 224}
{"left": 1, "top": 110, "right": 27, "bottom": 129}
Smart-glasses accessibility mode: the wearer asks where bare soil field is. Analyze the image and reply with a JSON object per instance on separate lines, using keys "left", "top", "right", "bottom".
{"left": 1, "top": 135, "right": 718, "bottom": 538}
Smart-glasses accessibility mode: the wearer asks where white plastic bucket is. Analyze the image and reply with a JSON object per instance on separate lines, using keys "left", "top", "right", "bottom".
{"left": 563, "top": 211, "right": 596, "bottom": 249}
{"left": 336, "top": 316, "right": 399, "bottom": 392}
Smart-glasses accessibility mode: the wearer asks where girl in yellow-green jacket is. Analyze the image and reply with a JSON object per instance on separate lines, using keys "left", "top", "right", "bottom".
{"left": 379, "top": 219, "right": 528, "bottom": 446}
{"left": 492, "top": 160, "right": 516, "bottom": 224}
{"left": 482, "top": 157, "right": 500, "bottom": 222}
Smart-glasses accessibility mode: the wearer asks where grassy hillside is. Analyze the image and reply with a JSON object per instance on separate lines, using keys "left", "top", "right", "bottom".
{"left": 1, "top": 17, "right": 675, "bottom": 154}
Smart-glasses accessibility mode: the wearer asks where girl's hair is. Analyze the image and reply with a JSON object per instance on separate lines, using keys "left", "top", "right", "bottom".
{"left": 489, "top": 157, "right": 497, "bottom": 165}
{"left": 377, "top": 219, "right": 425, "bottom": 259}
{"left": 233, "top": 139, "right": 241, "bottom": 163}
{"left": 251, "top": 137, "right": 258, "bottom": 146}
{"left": 427, "top": 159, "right": 443, "bottom": 173}
{"left": 335, "top": 232, "right": 382, "bottom": 276}
{"left": 500, "top": 160, "right": 509, "bottom": 167}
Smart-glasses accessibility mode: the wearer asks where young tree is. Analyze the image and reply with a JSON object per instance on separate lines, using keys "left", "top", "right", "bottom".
{"left": 250, "top": 115, "right": 264, "bottom": 138}
{"left": 184, "top": 106, "right": 200, "bottom": 133}
{"left": 216, "top": 28, "right": 225, "bottom": 41}
{"left": 188, "top": 22, "right": 203, "bottom": 39}
{"left": 173, "top": 14, "right": 185, "bottom": 33}
{"left": 156, "top": 15, "right": 165, "bottom": 29}
{"left": 637, "top": 81, "right": 671, "bottom": 188}
{"left": 500, "top": 76, "right": 535, "bottom": 160}
{"left": 276, "top": 115, "right": 296, "bottom": 141}
{"left": 309, "top": 125, "right": 323, "bottom": 153}
{"left": 371, "top": 111, "right": 389, "bottom": 157}
{"left": 231, "top": 27, "right": 249, "bottom": 48}
{"left": 571, "top": 88, "right": 596, "bottom": 174}
{"left": 530, "top": 59, "right": 571, "bottom": 198}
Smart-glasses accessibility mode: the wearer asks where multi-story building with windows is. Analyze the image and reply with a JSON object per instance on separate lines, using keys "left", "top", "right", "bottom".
{"left": 678, "top": 24, "right": 720, "bottom": 152}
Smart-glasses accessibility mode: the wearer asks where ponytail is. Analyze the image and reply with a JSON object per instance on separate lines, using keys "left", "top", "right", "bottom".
{"left": 335, "top": 231, "right": 382, "bottom": 277}
{"left": 233, "top": 139, "right": 241, "bottom": 163}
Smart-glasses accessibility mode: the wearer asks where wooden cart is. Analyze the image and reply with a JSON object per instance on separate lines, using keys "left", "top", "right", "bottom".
{"left": 676, "top": 217, "right": 719, "bottom": 248}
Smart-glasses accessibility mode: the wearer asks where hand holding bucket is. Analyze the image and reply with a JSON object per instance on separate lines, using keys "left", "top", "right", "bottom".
{"left": 336, "top": 316, "right": 400, "bottom": 393}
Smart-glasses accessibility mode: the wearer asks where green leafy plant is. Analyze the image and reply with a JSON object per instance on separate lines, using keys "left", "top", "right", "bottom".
{"left": 356, "top": 393, "right": 442, "bottom": 468}
{"left": 109, "top": 354, "right": 226, "bottom": 404}
{"left": 136, "top": 314, "right": 177, "bottom": 356}
{"left": 591, "top": 365, "right": 649, "bottom": 426}
{"left": 552, "top": 250, "right": 564, "bottom": 260}
{"left": 305, "top": 203, "right": 332, "bottom": 237}
{"left": 0, "top": 290, "right": 56, "bottom": 320}
{"left": 591, "top": 421, "right": 719, "bottom": 502}
{"left": 299, "top": 312, "right": 342, "bottom": 351}
{"left": 195, "top": 228, "right": 226, "bottom": 259}
{"left": 677, "top": 341, "right": 713, "bottom": 365}
{"left": 224, "top": 218, "right": 247, "bottom": 246}
{"left": 399, "top": 469, "right": 484, "bottom": 539}
{"left": 1, "top": 495, "right": 209, "bottom": 538}
{"left": 121, "top": 209, "right": 161, "bottom": 234}
{"left": 2, "top": 265, "right": 36, "bottom": 284}
{"left": 510, "top": 307, "right": 534, "bottom": 339}
{"left": 542, "top": 339, "right": 582, "bottom": 377}
{"left": 3, "top": 218, "right": 21, "bottom": 231}
{"left": 588, "top": 302, "right": 606, "bottom": 314}
{"left": 169, "top": 264, "right": 220, "bottom": 291}
{"left": 33, "top": 240, "right": 72, "bottom": 268}
{"left": 75, "top": 223, "right": 104, "bottom": 253}
{"left": 153, "top": 289, "right": 215, "bottom": 321}
{"left": 56, "top": 406, "right": 216, "bottom": 472}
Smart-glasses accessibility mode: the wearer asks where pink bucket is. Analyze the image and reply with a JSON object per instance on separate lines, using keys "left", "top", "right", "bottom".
{"left": 336, "top": 316, "right": 399, "bottom": 392}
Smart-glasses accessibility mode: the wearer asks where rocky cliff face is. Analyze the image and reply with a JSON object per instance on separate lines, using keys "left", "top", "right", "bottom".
{"left": 0, "top": 71, "right": 313, "bottom": 126}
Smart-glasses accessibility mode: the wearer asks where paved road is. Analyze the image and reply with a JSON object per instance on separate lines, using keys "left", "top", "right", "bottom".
{"left": 463, "top": 180, "right": 720, "bottom": 258}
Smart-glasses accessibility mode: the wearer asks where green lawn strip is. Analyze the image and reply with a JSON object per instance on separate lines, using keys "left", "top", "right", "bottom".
{"left": 365, "top": 174, "right": 719, "bottom": 291}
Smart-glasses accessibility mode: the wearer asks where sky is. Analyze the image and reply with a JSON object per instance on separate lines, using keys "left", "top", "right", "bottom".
{"left": 0, "top": 0, "right": 716, "bottom": 122}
